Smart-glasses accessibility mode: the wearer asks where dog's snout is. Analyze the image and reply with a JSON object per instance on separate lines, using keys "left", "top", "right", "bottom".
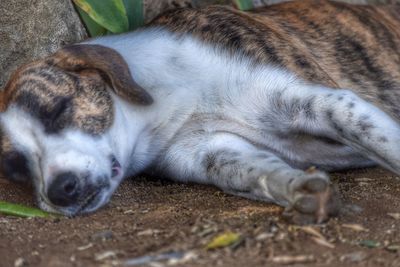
{"left": 47, "top": 172, "right": 80, "bottom": 207}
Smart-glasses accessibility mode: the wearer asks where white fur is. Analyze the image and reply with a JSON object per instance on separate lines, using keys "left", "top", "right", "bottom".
{"left": 88, "top": 29, "right": 300, "bottom": 171}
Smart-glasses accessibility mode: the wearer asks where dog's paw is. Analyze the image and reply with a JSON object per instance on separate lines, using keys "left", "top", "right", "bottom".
{"left": 282, "top": 172, "right": 341, "bottom": 225}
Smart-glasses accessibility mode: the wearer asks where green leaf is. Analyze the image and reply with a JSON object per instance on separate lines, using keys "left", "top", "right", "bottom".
{"left": 206, "top": 232, "right": 241, "bottom": 250}
{"left": 233, "top": 0, "right": 254, "bottom": 11}
{"left": 0, "top": 201, "right": 52, "bottom": 218}
{"left": 76, "top": 5, "right": 107, "bottom": 37}
{"left": 359, "top": 240, "right": 380, "bottom": 248}
{"left": 123, "top": 0, "right": 145, "bottom": 31}
{"left": 73, "top": 0, "right": 129, "bottom": 33}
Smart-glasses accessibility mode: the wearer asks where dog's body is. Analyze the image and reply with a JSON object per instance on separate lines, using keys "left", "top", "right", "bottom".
{"left": 2, "top": 0, "right": 400, "bottom": 224}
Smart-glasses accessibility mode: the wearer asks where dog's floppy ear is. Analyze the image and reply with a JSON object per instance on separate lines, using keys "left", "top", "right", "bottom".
{"left": 49, "top": 44, "right": 153, "bottom": 105}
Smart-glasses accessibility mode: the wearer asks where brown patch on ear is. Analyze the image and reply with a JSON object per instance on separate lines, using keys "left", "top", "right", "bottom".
{"left": 49, "top": 44, "right": 153, "bottom": 105}
{"left": 0, "top": 91, "right": 7, "bottom": 112}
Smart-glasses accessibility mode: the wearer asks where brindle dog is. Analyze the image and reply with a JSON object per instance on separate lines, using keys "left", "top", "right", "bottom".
{"left": 1, "top": 0, "right": 400, "bottom": 224}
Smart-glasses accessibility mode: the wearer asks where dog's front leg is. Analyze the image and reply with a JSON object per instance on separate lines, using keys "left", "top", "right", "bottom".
{"left": 273, "top": 84, "right": 400, "bottom": 174}
{"left": 162, "top": 133, "right": 340, "bottom": 224}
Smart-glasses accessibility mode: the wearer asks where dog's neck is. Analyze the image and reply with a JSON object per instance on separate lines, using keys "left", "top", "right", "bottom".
{"left": 92, "top": 29, "right": 207, "bottom": 177}
{"left": 107, "top": 90, "right": 198, "bottom": 178}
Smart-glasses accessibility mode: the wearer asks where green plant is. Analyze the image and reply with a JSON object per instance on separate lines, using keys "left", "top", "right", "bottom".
{"left": 0, "top": 201, "right": 52, "bottom": 218}
{"left": 233, "top": 0, "right": 254, "bottom": 10}
{"left": 73, "top": 0, "right": 144, "bottom": 36}
{"left": 73, "top": 0, "right": 254, "bottom": 37}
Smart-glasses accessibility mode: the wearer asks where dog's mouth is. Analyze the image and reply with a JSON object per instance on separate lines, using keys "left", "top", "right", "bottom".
{"left": 111, "top": 155, "right": 121, "bottom": 178}
{"left": 76, "top": 187, "right": 104, "bottom": 214}
{"left": 73, "top": 156, "right": 121, "bottom": 214}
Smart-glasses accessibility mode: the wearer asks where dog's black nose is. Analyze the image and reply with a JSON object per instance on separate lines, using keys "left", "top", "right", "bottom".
{"left": 47, "top": 172, "right": 81, "bottom": 207}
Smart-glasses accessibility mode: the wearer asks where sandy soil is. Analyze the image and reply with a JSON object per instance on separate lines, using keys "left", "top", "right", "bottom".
{"left": 1, "top": 167, "right": 400, "bottom": 267}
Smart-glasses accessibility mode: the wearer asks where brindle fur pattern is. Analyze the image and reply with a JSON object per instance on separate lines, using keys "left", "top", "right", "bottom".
{"left": 152, "top": 0, "right": 400, "bottom": 118}
{"left": 1, "top": 0, "right": 400, "bottom": 223}
{"left": 1, "top": 57, "right": 113, "bottom": 136}
{"left": 1, "top": 45, "right": 153, "bottom": 138}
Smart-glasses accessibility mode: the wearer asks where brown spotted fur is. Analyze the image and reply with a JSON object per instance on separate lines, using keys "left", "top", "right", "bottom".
{"left": 151, "top": 0, "right": 400, "bottom": 119}
{"left": 0, "top": 45, "right": 153, "bottom": 138}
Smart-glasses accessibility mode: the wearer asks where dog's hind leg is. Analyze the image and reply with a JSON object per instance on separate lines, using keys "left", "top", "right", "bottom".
{"left": 161, "top": 133, "right": 341, "bottom": 225}
{"left": 265, "top": 83, "right": 400, "bottom": 174}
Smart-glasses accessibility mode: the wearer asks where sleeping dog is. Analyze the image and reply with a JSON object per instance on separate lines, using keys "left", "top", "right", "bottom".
{"left": 1, "top": 0, "right": 400, "bottom": 224}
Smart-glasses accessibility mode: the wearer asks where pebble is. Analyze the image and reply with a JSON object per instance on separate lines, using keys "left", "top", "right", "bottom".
{"left": 31, "top": 251, "right": 39, "bottom": 256}
{"left": 91, "top": 230, "right": 113, "bottom": 241}
{"left": 123, "top": 210, "right": 135, "bottom": 214}
{"left": 340, "top": 251, "right": 368, "bottom": 263}
{"left": 14, "top": 258, "right": 27, "bottom": 267}
{"left": 137, "top": 229, "right": 161, "bottom": 236}
{"left": 77, "top": 243, "right": 93, "bottom": 251}
{"left": 255, "top": 233, "right": 274, "bottom": 241}
{"left": 95, "top": 251, "right": 117, "bottom": 261}
{"left": 344, "top": 204, "right": 364, "bottom": 214}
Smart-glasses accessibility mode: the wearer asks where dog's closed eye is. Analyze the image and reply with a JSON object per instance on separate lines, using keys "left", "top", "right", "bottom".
{"left": 50, "top": 97, "right": 71, "bottom": 122}
{"left": 45, "top": 96, "right": 73, "bottom": 133}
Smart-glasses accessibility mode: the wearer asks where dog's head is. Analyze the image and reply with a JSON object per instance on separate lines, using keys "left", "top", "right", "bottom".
{"left": 0, "top": 44, "right": 153, "bottom": 215}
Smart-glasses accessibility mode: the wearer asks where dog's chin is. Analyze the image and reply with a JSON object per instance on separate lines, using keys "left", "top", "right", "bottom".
{"left": 37, "top": 190, "right": 112, "bottom": 217}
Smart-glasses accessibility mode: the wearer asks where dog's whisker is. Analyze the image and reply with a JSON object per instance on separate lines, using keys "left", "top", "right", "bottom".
{"left": 75, "top": 188, "right": 102, "bottom": 214}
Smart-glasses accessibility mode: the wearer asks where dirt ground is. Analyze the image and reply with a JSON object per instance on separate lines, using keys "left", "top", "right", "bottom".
{"left": 1, "top": 167, "right": 400, "bottom": 267}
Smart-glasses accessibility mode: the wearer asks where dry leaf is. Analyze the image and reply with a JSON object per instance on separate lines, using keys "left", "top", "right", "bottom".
{"left": 137, "top": 229, "right": 162, "bottom": 236}
{"left": 387, "top": 213, "right": 400, "bottom": 220}
{"left": 95, "top": 251, "right": 117, "bottom": 261}
{"left": 271, "top": 255, "right": 315, "bottom": 264}
{"left": 342, "top": 224, "right": 368, "bottom": 232}
{"left": 311, "top": 236, "right": 335, "bottom": 249}
{"left": 167, "top": 251, "right": 198, "bottom": 265}
{"left": 206, "top": 232, "right": 241, "bottom": 250}
{"left": 299, "top": 226, "right": 325, "bottom": 239}
{"left": 77, "top": 243, "right": 93, "bottom": 251}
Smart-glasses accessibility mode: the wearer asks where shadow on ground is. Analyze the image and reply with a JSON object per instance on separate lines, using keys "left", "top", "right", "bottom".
{"left": 1, "top": 167, "right": 400, "bottom": 266}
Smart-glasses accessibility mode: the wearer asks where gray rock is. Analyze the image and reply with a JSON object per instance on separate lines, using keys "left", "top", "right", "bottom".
{"left": 0, "top": 0, "right": 87, "bottom": 88}
{"left": 91, "top": 230, "right": 114, "bottom": 241}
